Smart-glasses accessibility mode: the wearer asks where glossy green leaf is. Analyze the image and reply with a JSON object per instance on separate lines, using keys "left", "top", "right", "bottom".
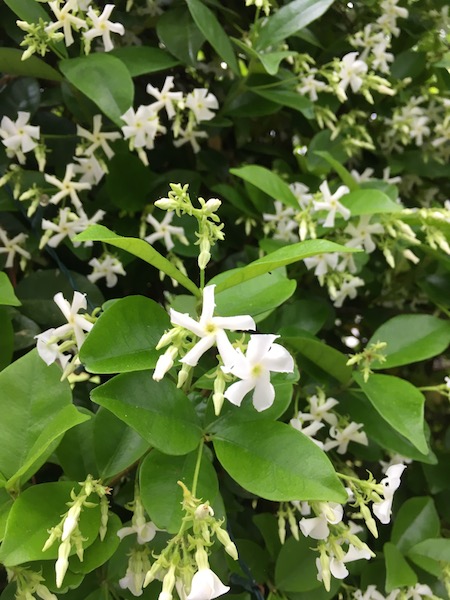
{"left": 275, "top": 536, "right": 325, "bottom": 592}
{"left": 0, "top": 308, "right": 13, "bottom": 371}
{"left": 0, "top": 48, "right": 62, "bottom": 81}
{"left": 105, "top": 150, "right": 154, "bottom": 212}
{"left": 0, "top": 272, "right": 21, "bottom": 306}
{"left": 91, "top": 372, "right": 203, "bottom": 455}
{"left": 94, "top": 407, "right": 150, "bottom": 480}
{"left": 110, "top": 47, "right": 179, "bottom": 76}
{"left": 367, "top": 314, "right": 450, "bottom": 369}
{"left": 59, "top": 54, "right": 134, "bottom": 127}
{"left": 212, "top": 268, "right": 296, "bottom": 318}
{"left": 74, "top": 225, "right": 199, "bottom": 297}
{"left": 384, "top": 542, "right": 417, "bottom": 592}
{"left": 70, "top": 513, "right": 121, "bottom": 574}
{"left": 140, "top": 448, "right": 219, "bottom": 533}
{"left": 391, "top": 497, "right": 440, "bottom": 553}
{"left": 80, "top": 296, "right": 170, "bottom": 374}
{"left": 4, "top": 0, "right": 51, "bottom": 23}
{"left": 314, "top": 151, "right": 359, "bottom": 191}
{"left": 55, "top": 409, "right": 98, "bottom": 481}
{"left": 214, "top": 239, "right": 358, "bottom": 294}
{"left": 252, "top": 87, "right": 314, "bottom": 118}
{"left": 0, "top": 349, "right": 78, "bottom": 488}
{"left": 213, "top": 420, "right": 346, "bottom": 502}
{"left": 407, "top": 538, "right": 450, "bottom": 564}
{"left": 157, "top": 6, "right": 205, "bottom": 66}
{"left": 255, "top": 0, "right": 336, "bottom": 50}
{"left": 341, "top": 189, "right": 403, "bottom": 215}
{"left": 230, "top": 165, "right": 299, "bottom": 209}
{"left": 186, "top": 0, "right": 239, "bottom": 75}
{"left": 0, "top": 481, "right": 101, "bottom": 566}
{"left": 288, "top": 336, "right": 352, "bottom": 384}
{"left": 353, "top": 373, "right": 427, "bottom": 454}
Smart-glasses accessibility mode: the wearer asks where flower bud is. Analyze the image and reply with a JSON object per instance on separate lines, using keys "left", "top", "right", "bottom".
{"left": 61, "top": 503, "right": 82, "bottom": 541}
{"left": 215, "top": 527, "right": 238, "bottom": 560}
{"left": 55, "top": 539, "right": 71, "bottom": 588}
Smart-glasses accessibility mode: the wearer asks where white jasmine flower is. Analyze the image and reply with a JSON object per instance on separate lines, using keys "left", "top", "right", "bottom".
{"left": 173, "top": 127, "right": 208, "bottom": 154}
{"left": 185, "top": 89, "right": 219, "bottom": 122}
{"left": 147, "top": 76, "right": 183, "bottom": 119}
{"left": 145, "top": 212, "right": 188, "bottom": 251}
{"left": 300, "top": 394, "right": 339, "bottom": 426}
{"left": 52, "top": 291, "right": 94, "bottom": 349}
{"left": 300, "top": 502, "right": 343, "bottom": 540}
{"left": 222, "top": 334, "right": 294, "bottom": 412}
{"left": 350, "top": 168, "right": 375, "bottom": 183}
{"left": 263, "top": 201, "right": 299, "bottom": 243}
{"left": 353, "top": 585, "right": 386, "bottom": 600}
{"left": 323, "top": 422, "right": 368, "bottom": 454}
{"left": 297, "top": 70, "right": 327, "bottom": 102}
{"left": 329, "top": 276, "right": 364, "bottom": 308}
{"left": 41, "top": 208, "right": 85, "bottom": 248}
{"left": 372, "top": 463, "right": 406, "bottom": 524}
{"left": 45, "top": 164, "right": 91, "bottom": 212}
{"left": 88, "top": 255, "right": 126, "bottom": 288}
{"left": 337, "top": 52, "right": 368, "bottom": 98}
{"left": 337, "top": 252, "right": 358, "bottom": 274}
{"left": 290, "top": 417, "right": 325, "bottom": 448}
{"left": 290, "top": 182, "right": 313, "bottom": 208}
{"left": 35, "top": 328, "right": 71, "bottom": 369}
{"left": 119, "top": 549, "right": 151, "bottom": 597}
{"left": 76, "top": 114, "right": 121, "bottom": 159}
{"left": 304, "top": 253, "right": 339, "bottom": 283}
{"left": 117, "top": 518, "right": 157, "bottom": 546}
{"left": 73, "top": 154, "right": 106, "bottom": 185}
{"left": 0, "top": 111, "right": 40, "bottom": 164}
{"left": 169, "top": 284, "right": 255, "bottom": 367}
{"left": 405, "top": 583, "right": 434, "bottom": 600}
{"left": 380, "top": 453, "right": 412, "bottom": 474}
{"left": 371, "top": 40, "right": 394, "bottom": 74}
{"left": 84, "top": 4, "right": 125, "bottom": 52}
{"left": 313, "top": 181, "right": 350, "bottom": 228}
{"left": 186, "top": 568, "right": 229, "bottom": 600}
{"left": 45, "top": 0, "right": 87, "bottom": 47}
{"left": 0, "top": 228, "right": 30, "bottom": 268}
{"left": 344, "top": 216, "right": 384, "bottom": 253}
{"left": 121, "top": 105, "right": 166, "bottom": 152}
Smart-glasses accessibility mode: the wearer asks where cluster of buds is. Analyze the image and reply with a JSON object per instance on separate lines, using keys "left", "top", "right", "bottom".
{"left": 154, "top": 184, "right": 224, "bottom": 272}
{"left": 7, "top": 566, "right": 57, "bottom": 600}
{"left": 346, "top": 340, "right": 388, "bottom": 382}
{"left": 42, "top": 475, "right": 110, "bottom": 588}
{"left": 136, "top": 482, "right": 238, "bottom": 600}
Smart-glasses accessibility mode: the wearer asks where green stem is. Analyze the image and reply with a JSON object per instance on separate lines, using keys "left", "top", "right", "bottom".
{"left": 191, "top": 438, "right": 204, "bottom": 497}
{"left": 199, "top": 268, "right": 205, "bottom": 291}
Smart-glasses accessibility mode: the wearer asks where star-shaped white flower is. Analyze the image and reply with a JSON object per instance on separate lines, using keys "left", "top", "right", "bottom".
{"left": 41, "top": 207, "right": 86, "bottom": 248}
{"left": 173, "top": 126, "right": 208, "bottom": 154}
{"left": 337, "top": 52, "right": 368, "bottom": 98}
{"left": 73, "top": 154, "right": 106, "bottom": 185}
{"left": 84, "top": 4, "right": 125, "bottom": 52}
{"left": 313, "top": 181, "right": 350, "bottom": 228}
{"left": 121, "top": 105, "right": 166, "bottom": 151}
{"left": 304, "top": 253, "right": 339, "bottom": 282}
{"left": 169, "top": 284, "right": 256, "bottom": 367}
{"left": 323, "top": 422, "right": 368, "bottom": 454}
{"left": 88, "top": 254, "right": 126, "bottom": 288}
{"left": 45, "top": 0, "right": 87, "bottom": 47}
{"left": 300, "top": 501, "right": 343, "bottom": 540}
{"left": 185, "top": 89, "right": 219, "bottom": 122}
{"left": 0, "top": 111, "right": 40, "bottom": 164}
{"left": 222, "top": 334, "right": 294, "bottom": 412}
{"left": 344, "top": 216, "right": 384, "bottom": 253}
{"left": 76, "top": 114, "right": 121, "bottom": 159}
{"left": 52, "top": 291, "right": 94, "bottom": 349}
{"left": 372, "top": 463, "right": 406, "bottom": 524}
{"left": 0, "top": 228, "right": 30, "bottom": 268}
{"left": 147, "top": 76, "right": 183, "bottom": 119}
{"left": 145, "top": 212, "right": 188, "bottom": 251}
{"left": 45, "top": 164, "right": 92, "bottom": 212}
{"left": 186, "top": 568, "right": 229, "bottom": 600}
{"left": 35, "top": 328, "right": 71, "bottom": 369}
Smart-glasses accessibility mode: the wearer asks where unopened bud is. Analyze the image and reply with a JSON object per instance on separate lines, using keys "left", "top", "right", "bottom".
{"left": 55, "top": 539, "right": 71, "bottom": 588}
{"left": 215, "top": 527, "right": 238, "bottom": 560}
{"left": 195, "top": 503, "right": 214, "bottom": 520}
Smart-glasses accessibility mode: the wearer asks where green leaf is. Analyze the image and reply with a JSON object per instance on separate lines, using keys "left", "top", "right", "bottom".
{"left": 0, "top": 48, "right": 62, "bottom": 81}
{"left": 314, "top": 151, "right": 359, "bottom": 191}
{"left": 0, "top": 481, "right": 101, "bottom": 566}
{"left": 213, "top": 420, "right": 346, "bottom": 502}
{"left": 55, "top": 409, "right": 98, "bottom": 481}
{"left": 59, "top": 54, "right": 134, "bottom": 127}
{"left": 353, "top": 373, "right": 427, "bottom": 454}
{"left": 255, "top": 0, "right": 336, "bottom": 50}
{"left": 140, "top": 448, "right": 219, "bottom": 533}
{"left": 391, "top": 497, "right": 440, "bottom": 554}
{"left": 91, "top": 372, "right": 203, "bottom": 455}
{"left": 384, "top": 542, "right": 417, "bottom": 592}
{"left": 367, "top": 314, "right": 450, "bottom": 369}
{"left": 341, "top": 189, "right": 402, "bottom": 215}
{"left": 6, "top": 405, "right": 90, "bottom": 490}
{"left": 407, "top": 538, "right": 450, "bottom": 564}
{"left": 110, "top": 47, "right": 179, "bottom": 76}
{"left": 231, "top": 165, "right": 299, "bottom": 209}
{"left": 74, "top": 225, "right": 199, "bottom": 297}
{"left": 186, "top": 0, "right": 239, "bottom": 75}
{"left": 231, "top": 40, "right": 297, "bottom": 76}
{"left": 4, "top": 0, "right": 51, "bottom": 23}
{"left": 0, "top": 308, "right": 13, "bottom": 371}
{"left": 275, "top": 536, "right": 326, "bottom": 593}
{"left": 0, "top": 272, "right": 21, "bottom": 306}
{"left": 94, "top": 407, "right": 150, "bottom": 480}
{"left": 157, "top": 6, "right": 205, "bottom": 66}
{"left": 105, "top": 150, "right": 154, "bottom": 212}
{"left": 287, "top": 336, "right": 352, "bottom": 385}
{"left": 80, "top": 296, "right": 170, "bottom": 374}
{"left": 252, "top": 87, "right": 314, "bottom": 119}
{"left": 211, "top": 268, "right": 296, "bottom": 319}
{"left": 0, "top": 350, "right": 77, "bottom": 488}
{"left": 214, "top": 239, "right": 358, "bottom": 294}
{"left": 70, "top": 513, "right": 121, "bottom": 574}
